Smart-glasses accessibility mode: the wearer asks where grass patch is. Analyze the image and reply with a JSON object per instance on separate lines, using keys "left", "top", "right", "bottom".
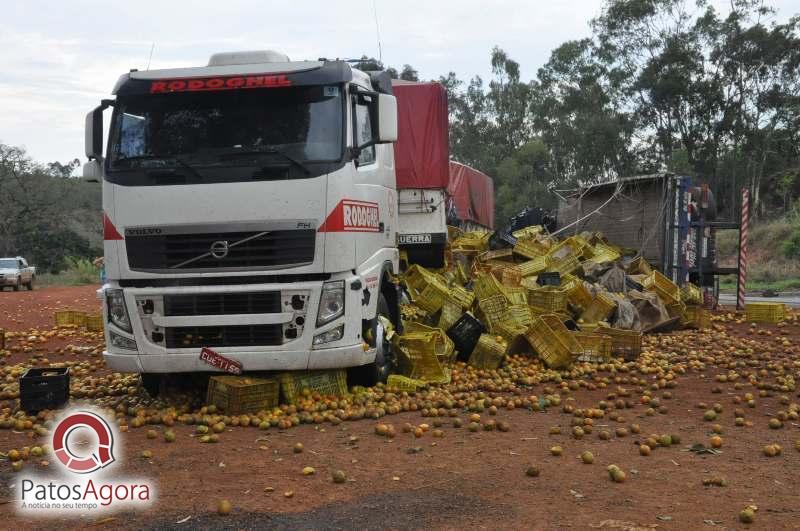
{"left": 719, "top": 277, "right": 800, "bottom": 292}
{"left": 38, "top": 257, "right": 100, "bottom": 287}
{"left": 717, "top": 215, "right": 800, "bottom": 291}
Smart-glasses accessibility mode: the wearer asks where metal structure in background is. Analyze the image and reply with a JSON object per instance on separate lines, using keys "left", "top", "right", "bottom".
{"left": 737, "top": 188, "right": 749, "bottom": 310}
{"left": 556, "top": 174, "right": 742, "bottom": 307}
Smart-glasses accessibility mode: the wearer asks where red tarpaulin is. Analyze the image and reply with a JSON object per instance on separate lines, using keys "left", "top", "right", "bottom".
{"left": 391, "top": 81, "right": 449, "bottom": 189}
{"left": 447, "top": 162, "right": 495, "bottom": 229}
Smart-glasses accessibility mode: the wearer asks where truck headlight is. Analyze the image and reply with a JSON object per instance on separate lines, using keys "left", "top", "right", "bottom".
{"left": 110, "top": 331, "right": 137, "bottom": 350}
{"left": 106, "top": 289, "right": 132, "bottom": 332}
{"left": 313, "top": 325, "right": 344, "bottom": 346}
{"left": 316, "top": 281, "right": 345, "bottom": 326}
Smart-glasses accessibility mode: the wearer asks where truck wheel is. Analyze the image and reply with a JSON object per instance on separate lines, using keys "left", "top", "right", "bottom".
{"left": 141, "top": 374, "right": 164, "bottom": 397}
{"left": 26, "top": 278, "right": 34, "bottom": 290}
{"left": 13, "top": 278, "right": 20, "bottom": 291}
{"left": 349, "top": 293, "right": 396, "bottom": 387}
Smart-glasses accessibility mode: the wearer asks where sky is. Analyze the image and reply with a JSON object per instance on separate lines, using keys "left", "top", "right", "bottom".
{"left": 1, "top": 0, "right": 798, "bottom": 166}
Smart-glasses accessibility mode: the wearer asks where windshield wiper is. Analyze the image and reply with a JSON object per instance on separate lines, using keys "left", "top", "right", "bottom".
{"left": 115, "top": 155, "right": 205, "bottom": 181}
{"left": 218, "top": 148, "right": 311, "bottom": 176}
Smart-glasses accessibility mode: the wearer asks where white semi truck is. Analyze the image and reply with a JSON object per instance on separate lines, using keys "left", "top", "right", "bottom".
{"left": 84, "top": 51, "right": 457, "bottom": 392}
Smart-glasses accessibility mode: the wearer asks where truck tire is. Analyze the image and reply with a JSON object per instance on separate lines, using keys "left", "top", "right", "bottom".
{"left": 26, "top": 278, "right": 34, "bottom": 290}
{"left": 141, "top": 374, "right": 164, "bottom": 397}
{"left": 13, "top": 278, "right": 21, "bottom": 291}
{"left": 349, "top": 293, "right": 396, "bottom": 387}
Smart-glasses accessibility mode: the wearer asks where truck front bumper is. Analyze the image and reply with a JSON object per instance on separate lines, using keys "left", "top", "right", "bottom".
{"left": 103, "top": 343, "right": 372, "bottom": 373}
{"left": 100, "top": 275, "right": 373, "bottom": 374}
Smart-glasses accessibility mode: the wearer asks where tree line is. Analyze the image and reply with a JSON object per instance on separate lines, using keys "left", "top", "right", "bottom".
{"left": 0, "top": 144, "right": 101, "bottom": 273}
{"left": 364, "top": 0, "right": 800, "bottom": 223}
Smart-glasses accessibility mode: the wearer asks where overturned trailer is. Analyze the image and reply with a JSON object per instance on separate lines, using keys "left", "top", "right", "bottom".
{"left": 446, "top": 161, "right": 495, "bottom": 233}
{"left": 556, "top": 173, "right": 738, "bottom": 288}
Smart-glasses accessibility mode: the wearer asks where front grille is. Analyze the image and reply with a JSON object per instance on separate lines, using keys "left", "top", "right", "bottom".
{"left": 165, "top": 325, "right": 283, "bottom": 348}
{"left": 163, "top": 292, "right": 281, "bottom": 316}
{"left": 126, "top": 230, "right": 315, "bottom": 271}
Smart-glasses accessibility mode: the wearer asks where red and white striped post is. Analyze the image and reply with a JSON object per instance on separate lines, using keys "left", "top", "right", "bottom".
{"left": 737, "top": 188, "right": 749, "bottom": 310}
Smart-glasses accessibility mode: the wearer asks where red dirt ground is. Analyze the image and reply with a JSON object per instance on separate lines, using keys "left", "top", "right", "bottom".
{"left": 1, "top": 285, "right": 799, "bottom": 530}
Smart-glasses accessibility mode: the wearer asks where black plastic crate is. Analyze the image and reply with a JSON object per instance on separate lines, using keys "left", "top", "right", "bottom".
{"left": 20, "top": 367, "right": 70, "bottom": 413}
{"left": 488, "top": 230, "right": 517, "bottom": 250}
{"left": 447, "top": 312, "right": 485, "bottom": 361}
{"left": 537, "top": 272, "right": 561, "bottom": 286}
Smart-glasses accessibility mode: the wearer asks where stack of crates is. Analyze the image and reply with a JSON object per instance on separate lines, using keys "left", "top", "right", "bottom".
{"left": 745, "top": 302, "right": 786, "bottom": 323}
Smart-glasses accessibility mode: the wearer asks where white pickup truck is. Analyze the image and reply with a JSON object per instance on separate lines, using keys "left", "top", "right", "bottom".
{"left": 0, "top": 257, "right": 35, "bottom": 291}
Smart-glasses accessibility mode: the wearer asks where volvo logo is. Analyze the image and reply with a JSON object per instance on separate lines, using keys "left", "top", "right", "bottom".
{"left": 210, "top": 240, "right": 229, "bottom": 259}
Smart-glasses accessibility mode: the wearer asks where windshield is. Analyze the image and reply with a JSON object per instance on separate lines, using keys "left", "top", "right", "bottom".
{"left": 108, "top": 85, "right": 343, "bottom": 172}
{"left": 0, "top": 259, "right": 18, "bottom": 268}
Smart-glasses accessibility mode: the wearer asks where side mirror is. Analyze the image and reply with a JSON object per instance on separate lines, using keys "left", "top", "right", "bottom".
{"left": 85, "top": 106, "right": 104, "bottom": 160}
{"left": 376, "top": 94, "right": 397, "bottom": 143}
{"left": 85, "top": 99, "right": 113, "bottom": 160}
{"left": 82, "top": 160, "right": 102, "bottom": 183}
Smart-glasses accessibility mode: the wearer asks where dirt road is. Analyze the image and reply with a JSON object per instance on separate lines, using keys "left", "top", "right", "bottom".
{"left": 1, "top": 286, "right": 799, "bottom": 529}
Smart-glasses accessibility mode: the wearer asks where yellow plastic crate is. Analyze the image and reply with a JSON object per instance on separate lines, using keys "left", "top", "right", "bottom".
{"left": 511, "top": 226, "right": 543, "bottom": 239}
{"left": 642, "top": 270, "right": 681, "bottom": 306}
{"left": 479, "top": 248, "right": 514, "bottom": 262}
{"left": 683, "top": 305, "right": 710, "bottom": 329}
{"left": 626, "top": 256, "right": 653, "bottom": 275}
{"left": 503, "top": 304, "right": 535, "bottom": 328}
{"left": 410, "top": 282, "right": 447, "bottom": 313}
{"left": 581, "top": 292, "right": 617, "bottom": 323}
{"left": 500, "top": 266, "right": 523, "bottom": 287}
{"left": 438, "top": 298, "right": 463, "bottom": 331}
{"left": 680, "top": 283, "right": 703, "bottom": 305}
{"left": 494, "top": 321, "right": 528, "bottom": 343}
{"left": 280, "top": 370, "right": 348, "bottom": 405}
{"left": 386, "top": 374, "right": 427, "bottom": 393}
{"left": 594, "top": 326, "right": 642, "bottom": 361}
{"left": 478, "top": 294, "right": 508, "bottom": 330}
{"left": 395, "top": 330, "right": 454, "bottom": 384}
{"left": 517, "top": 256, "right": 548, "bottom": 277}
{"left": 573, "top": 332, "right": 612, "bottom": 362}
{"left": 85, "top": 313, "right": 104, "bottom": 332}
{"left": 524, "top": 314, "right": 581, "bottom": 369}
{"left": 468, "top": 334, "right": 506, "bottom": 370}
{"left": 54, "top": 310, "right": 87, "bottom": 327}
{"left": 745, "top": 302, "right": 786, "bottom": 323}
{"left": 513, "top": 239, "right": 549, "bottom": 259}
{"left": 528, "top": 286, "right": 568, "bottom": 314}
{"left": 546, "top": 253, "right": 580, "bottom": 275}
{"left": 207, "top": 375, "right": 280, "bottom": 414}
{"left": 588, "top": 242, "right": 621, "bottom": 264}
{"left": 473, "top": 272, "right": 506, "bottom": 300}
{"left": 504, "top": 286, "right": 529, "bottom": 306}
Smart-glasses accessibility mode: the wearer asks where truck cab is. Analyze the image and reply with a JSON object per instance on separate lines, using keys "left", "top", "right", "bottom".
{"left": 85, "top": 51, "right": 399, "bottom": 385}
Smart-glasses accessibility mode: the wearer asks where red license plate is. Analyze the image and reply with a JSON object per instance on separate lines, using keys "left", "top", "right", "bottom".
{"left": 199, "top": 347, "right": 242, "bottom": 375}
